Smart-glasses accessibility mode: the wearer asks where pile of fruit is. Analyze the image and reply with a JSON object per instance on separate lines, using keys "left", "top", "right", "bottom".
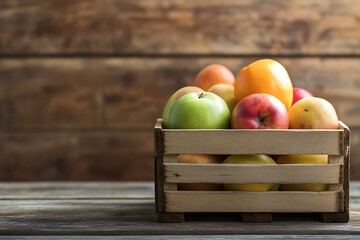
{"left": 161, "top": 59, "right": 339, "bottom": 192}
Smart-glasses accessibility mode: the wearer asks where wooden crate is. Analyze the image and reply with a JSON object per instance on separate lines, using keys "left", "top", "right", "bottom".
{"left": 154, "top": 119, "right": 350, "bottom": 223}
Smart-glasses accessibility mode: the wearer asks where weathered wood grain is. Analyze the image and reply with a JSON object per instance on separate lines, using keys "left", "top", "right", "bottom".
{"left": 0, "top": 0, "right": 359, "bottom": 55}
{"left": 0, "top": 128, "right": 358, "bottom": 182}
{"left": 165, "top": 191, "right": 343, "bottom": 213}
{"left": 1, "top": 0, "right": 359, "bottom": 184}
{"left": 0, "top": 57, "right": 359, "bottom": 129}
{"left": 163, "top": 128, "right": 343, "bottom": 155}
{"left": 0, "top": 182, "right": 359, "bottom": 235}
{"left": 0, "top": 129, "right": 358, "bottom": 181}
{"left": 0, "top": 198, "right": 357, "bottom": 235}
{"left": 0, "top": 131, "right": 154, "bottom": 181}
{"left": 0, "top": 129, "right": 357, "bottom": 182}
{"left": 3, "top": 236, "right": 360, "bottom": 240}
{"left": 164, "top": 163, "right": 341, "bottom": 184}
{"left": 0, "top": 182, "right": 154, "bottom": 199}
{"left": 154, "top": 119, "right": 165, "bottom": 213}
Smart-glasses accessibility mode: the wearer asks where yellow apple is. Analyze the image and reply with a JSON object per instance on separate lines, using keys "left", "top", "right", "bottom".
{"left": 289, "top": 97, "right": 338, "bottom": 129}
{"left": 276, "top": 155, "right": 328, "bottom": 191}
{"left": 222, "top": 155, "right": 277, "bottom": 191}
{"left": 208, "top": 83, "right": 238, "bottom": 112}
{"left": 177, "top": 154, "right": 224, "bottom": 191}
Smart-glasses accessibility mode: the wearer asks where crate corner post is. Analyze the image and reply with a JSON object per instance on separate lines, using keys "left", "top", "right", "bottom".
{"left": 154, "top": 119, "right": 165, "bottom": 214}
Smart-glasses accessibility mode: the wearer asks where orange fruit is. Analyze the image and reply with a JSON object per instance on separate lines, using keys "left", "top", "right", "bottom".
{"left": 234, "top": 59, "right": 293, "bottom": 111}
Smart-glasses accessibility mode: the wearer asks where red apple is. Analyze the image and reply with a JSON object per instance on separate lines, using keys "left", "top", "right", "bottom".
{"left": 232, "top": 93, "right": 289, "bottom": 129}
{"left": 292, "top": 87, "right": 314, "bottom": 106}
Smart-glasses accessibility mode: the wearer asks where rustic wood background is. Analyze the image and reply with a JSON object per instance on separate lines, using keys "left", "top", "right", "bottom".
{"left": 0, "top": 0, "right": 359, "bottom": 181}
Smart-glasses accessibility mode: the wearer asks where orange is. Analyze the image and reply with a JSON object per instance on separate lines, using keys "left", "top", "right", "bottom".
{"left": 234, "top": 59, "right": 293, "bottom": 111}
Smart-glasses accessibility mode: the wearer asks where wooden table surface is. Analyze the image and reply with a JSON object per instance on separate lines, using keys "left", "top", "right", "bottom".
{"left": 0, "top": 182, "right": 359, "bottom": 239}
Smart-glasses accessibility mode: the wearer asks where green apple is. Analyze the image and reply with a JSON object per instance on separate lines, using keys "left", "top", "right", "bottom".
{"left": 223, "top": 155, "right": 277, "bottom": 191}
{"left": 162, "top": 86, "right": 203, "bottom": 128}
{"left": 169, "top": 92, "right": 231, "bottom": 129}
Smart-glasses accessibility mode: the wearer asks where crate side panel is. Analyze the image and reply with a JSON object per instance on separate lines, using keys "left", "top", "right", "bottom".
{"left": 165, "top": 191, "right": 343, "bottom": 213}
{"left": 163, "top": 130, "right": 342, "bottom": 155}
{"left": 164, "top": 163, "right": 341, "bottom": 184}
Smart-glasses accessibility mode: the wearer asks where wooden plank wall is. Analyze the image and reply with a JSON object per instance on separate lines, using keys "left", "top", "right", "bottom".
{"left": 0, "top": 0, "right": 359, "bottom": 180}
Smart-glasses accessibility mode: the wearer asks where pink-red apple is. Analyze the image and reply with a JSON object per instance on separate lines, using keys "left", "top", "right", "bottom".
{"left": 292, "top": 87, "right": 314, "bottom": 106}
{"left": 177, "top": 154, "right": 223, "bottom": 191}
{"left": 289, "top": 97, "right": 338, "bottom": 129}
{"left": 208, "top": 83, "right": 237, "bottom": 112}
{"left": 231, "top": 93, "right": 289, "bottom": 129}
{"left": 162, "top": 86, "right": 203, "bottom": 128}
{"left": 194, "top": 64, "right": 235, "bottom": 91}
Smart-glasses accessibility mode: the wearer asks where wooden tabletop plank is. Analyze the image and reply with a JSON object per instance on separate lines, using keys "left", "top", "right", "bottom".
{"left": 0, "top": 182, "right": 154, "bottom": 199}
{"left": 0, "top": 198, "right": 359, "bottom": 235}
{"left": 0, "top": 182, "right": 359, "bottom": 235}
{"left": 4, "top": 235, "right": 360, "bottom": 240}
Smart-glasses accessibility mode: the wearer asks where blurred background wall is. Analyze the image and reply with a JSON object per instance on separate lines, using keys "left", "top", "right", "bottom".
{"left": 0, "top": 0, "right": 359, "bottom": 181}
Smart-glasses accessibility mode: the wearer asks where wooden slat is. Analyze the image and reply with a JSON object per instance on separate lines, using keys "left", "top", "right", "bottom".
{"left": 163, "top": 129, "right": 342, "bottom": 155}
{"left": 340, "top": 121, "right": 350, "bottom": 207}
{"left": 164, "top": 163, "right": 341, "bottom": 184}
{"left": 328, "top": 155, "right": 344, "bottom": 191}
{"left": 0, "top": 0, "right": 359, "bottom": 55}
{"left": 0, "top": 130, "right": 154, "bottom": 181}
{"left": 165, "top": 191, "right": 343, "bottom": 213}
{"left": 163, "top": 155, "right": 177, "bottom": 191}
{"left": 0, "top": 57, "right": 359, "bottom": 129}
